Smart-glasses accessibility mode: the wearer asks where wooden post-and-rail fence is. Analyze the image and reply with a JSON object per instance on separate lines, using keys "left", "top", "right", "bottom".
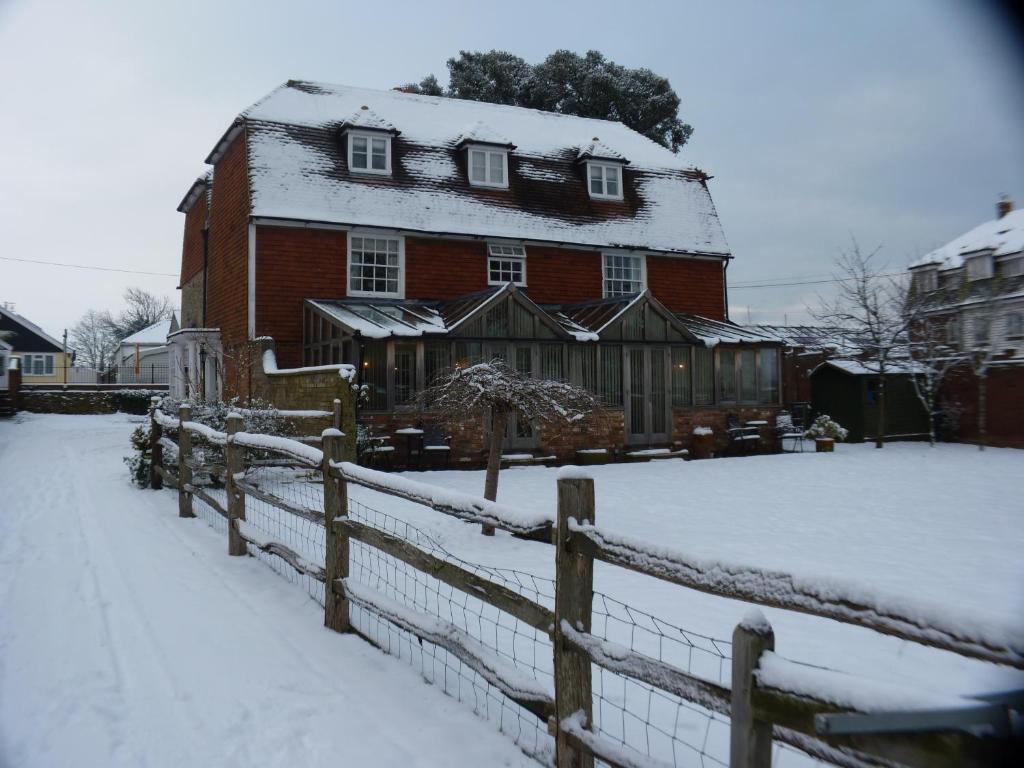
{"left": 149, "top": 403, "right": 1021, "bottom": 768}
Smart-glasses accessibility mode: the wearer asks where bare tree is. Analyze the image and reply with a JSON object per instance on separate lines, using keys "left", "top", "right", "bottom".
{"left": 813, "top": 241, "right": 909, "bottom": 448}
{"left": 70, "top": 309, "right": 119, "bottom": 370}
{"left": 901, "top": 288, "right": 964, "bottom": 446}
{"left": 104, "top": 287, "right": 173, "bottom": 340}
{"left": 415, "top": 359, "right": 598, "bottom": 534}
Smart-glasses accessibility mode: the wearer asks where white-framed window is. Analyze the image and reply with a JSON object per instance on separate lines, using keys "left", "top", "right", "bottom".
{"left": 588, "top": 162, "right": 623, "bottom": 200}
{"left": 347, "top": 131, "right": 391, "bottom": 175}
{"left": 999, "top": 257, "right": 1024, "bottom": 278}
{"left": 966, "top": 254, "right": 993, "bottom": 281}
{"left": 348, "top": 234, "right": 404, "bottom": 297}
{"left": 22, "top": 353, "right": 55, "bottom": 376}
{"left": 487, "top": 244, "right": 526, "bottom": 286}
{"left": 603, "top": 253, "right": 645, "bottom": 296}
{"left": 973, "top": 316, "right": 991, "bottom": 345}
{"left": 467, "top": 147, "right": 508, "bottom": 188}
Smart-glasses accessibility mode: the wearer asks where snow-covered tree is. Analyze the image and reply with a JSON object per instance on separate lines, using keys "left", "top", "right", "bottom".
{"left": 901, "top": 288, "right": 964, "bottom": 446}
{"left": 406, "top": 49, "right": 693, "bottom": 151}
{"left": 415, "top": 359, "right": 598, "bottom": 535}
{"left": 70, "top": 309, "right": 118, "bottom": 371}
{"left": 814, "top": 241, "right": 909, "bottom": 448}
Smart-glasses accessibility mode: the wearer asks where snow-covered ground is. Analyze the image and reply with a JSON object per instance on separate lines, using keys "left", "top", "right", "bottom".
{"left": 352, "top": 439, "right": 1024, "bottom": 700}
{"left": 2, "top": 414, "right": 1022, "bottom": 767}
{"left": 0, "top": 414, "right": 534, "bottom": 768}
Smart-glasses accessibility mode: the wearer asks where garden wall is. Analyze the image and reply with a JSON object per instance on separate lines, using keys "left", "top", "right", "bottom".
{"left": 19, "top": 389, "right": 163, "bottom": 415}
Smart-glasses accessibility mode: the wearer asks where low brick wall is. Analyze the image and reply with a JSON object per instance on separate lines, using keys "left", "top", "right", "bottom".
{"left": 20, "top": 389, "right": 164, "bottom": 415}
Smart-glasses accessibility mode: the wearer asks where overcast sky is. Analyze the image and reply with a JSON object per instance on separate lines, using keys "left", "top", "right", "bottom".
{"left": 1, "top": 0, "right": 1022, "bottom": 340}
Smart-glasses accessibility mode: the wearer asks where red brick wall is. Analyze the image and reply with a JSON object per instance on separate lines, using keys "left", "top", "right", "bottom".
{"left": 179, "top": 193, "right": 207, "bottom": 285}
{"left": 647, "top": 255, "right": 726, "bottom": 319}
{"left": 255, "top": 225, "right": 348, "bottom": 367}
{"left": 204, "top": 130, "right": 251, "bottom": 393}
{"left": 525, "top": 246, "right": 603, "bottom": 305}
{"left": 406, "top": 237, "right": 487, "bottom": 299}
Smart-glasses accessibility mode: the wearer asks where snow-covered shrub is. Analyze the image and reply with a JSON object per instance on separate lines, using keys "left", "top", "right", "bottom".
{"left": 124, "top": 423, "right": 152, "bottom": 487}
{"left": 804, "top": 414, "right": 848, "bottom": 442}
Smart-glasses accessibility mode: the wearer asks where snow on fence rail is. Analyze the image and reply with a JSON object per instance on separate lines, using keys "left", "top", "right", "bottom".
{"left": 148, "top": 404, "right": 1020, "bottom": 768}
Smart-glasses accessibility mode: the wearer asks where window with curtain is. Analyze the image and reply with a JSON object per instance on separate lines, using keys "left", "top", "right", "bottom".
{"left": 671, "top": 346, "right": 692, "bottom": 406}
{"left": 740, "top": 349, "right": 757, "bottom": 401}
{"left": 718, "top": 349, "right": 737, "bottom": 401}
{"left": 540, "top": 344, "right": 564, "bottom": 380}
{"left": 568, "top": 346, "right": 597, "bottom": 393}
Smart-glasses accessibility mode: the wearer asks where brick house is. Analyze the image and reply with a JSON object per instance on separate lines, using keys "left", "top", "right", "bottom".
{"left": 907, "top": 198, "right": 1024, "bottom": 447}
{"left": 173, "top": 80, "right": 782, "bottom": 457}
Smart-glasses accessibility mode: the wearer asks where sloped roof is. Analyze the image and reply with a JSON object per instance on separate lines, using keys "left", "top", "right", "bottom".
{"left": 576, "top": 137, "right": 628, "bottom": 164}
{"left": 814, "top": 359, "right": 925, "bottom": 376}
{"left": 232, "top": 80, "right": 728, "bottom": 257}
{"left": 341, "top": 106, "right": 399, "bottom": 134}
{"left": 743, "top": 325, "right": 856, "bottom": 352}
{"left": 910, "top": 208, "right": 1024, "bottom": 269}
{"left": 456, "top": 121, "right": 515, "bottom": 148}
{"left": 0, "top": 305, "right": 63, "bottom": 352}
{"left": 120, "top": 316, "right": 177, "bottom": 345}
{"left": 675, "top": 314, "right": 780, "bottom": 346}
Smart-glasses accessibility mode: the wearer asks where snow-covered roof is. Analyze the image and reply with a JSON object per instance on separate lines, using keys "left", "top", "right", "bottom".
{"left": 308, "top": 299, "right": 446, "bottom": 339}
{"left": 120, "top": 316, "right": 176, "bottom": 345}
{"left": 576, "top": 137, "right": 628, "bottom": 164}
{"left": 743, "top": 325, "right": 857, "bottom": 352}
{"left": 910, "top": 208, "right": 1024, "bottom": 270}
{"left": 814, "top": 359, "right": 924, "bottom": 376}
{"left": 0, "top": 304, "right": 64, "bottom": 351}
{"left": 232, "top": 80, "right": 728, "bottom": 257}
{"left": 456, "top": 121, "right": 515, "bottom": 148}
{"left": 675, "top": 314, "right": 780, "bottom": 347}
{"left": 341, "top": 106, "right": 398, "bottom": 134}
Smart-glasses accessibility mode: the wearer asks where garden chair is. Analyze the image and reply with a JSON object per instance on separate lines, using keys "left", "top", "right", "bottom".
{"left": 775, "top": 411, "right": 805, "bottom": 453}
{"left": 422, "top": 423, "right": 452, "bottom": 469}
{"left": 726, "top": 414, "right": 760, "bottom": 455}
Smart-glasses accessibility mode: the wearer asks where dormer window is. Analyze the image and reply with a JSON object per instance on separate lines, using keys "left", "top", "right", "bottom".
{"left": 588, "top": 162, "right": 623, "bottom": 200}
{"left": 965, "top": 254, "right": 994, "bottom": 281}
{"left": 341, "top": 106, "right": 398, "bottom": 176}
{"left": 913, "top": 268, "right": 937, "bottom": 292}
{"left": 348, "top": 132, "right": 391, "bottom": 175}
{"left": 468, "top": 146, "right": 508, "bottom": 188}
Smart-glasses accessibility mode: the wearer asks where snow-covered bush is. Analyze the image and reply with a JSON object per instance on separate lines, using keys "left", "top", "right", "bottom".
{"left": 804, "top": 414, "right": 849, "bottom": 442}
{"left": 124, "top": 423, "right": 152, "bottom": 487}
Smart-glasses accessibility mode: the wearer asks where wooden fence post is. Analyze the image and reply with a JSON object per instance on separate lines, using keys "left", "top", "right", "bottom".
{"left": 322, "top": 428, "right": 350, "bottom": 632}
{"left": 332, "top": 398, "right": 342, "bottom": 431}
{"left": 177, "top": 404, "right": 195, "bottom": 518}
{"left": 225, "top": 412, "right": 247, "bottom": 556}
{"left": 730, "top": 613, "right": 775, "bottom": 768}
{"left": 554, "top": 474, "right": 596, "bottom": 768}
{"left": 149, "top": 396, "right": 163, "bottom": 490}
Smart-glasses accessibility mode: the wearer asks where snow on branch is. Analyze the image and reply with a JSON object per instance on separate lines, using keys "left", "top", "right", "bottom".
{"left": 331, "top": 461, "right": 552, "bottom": 533}
{"left": 342, "top": 578, "right": 553, "bottom": 706}
{"left": 568, "top": 521, "right": 1024, "bottom": 668}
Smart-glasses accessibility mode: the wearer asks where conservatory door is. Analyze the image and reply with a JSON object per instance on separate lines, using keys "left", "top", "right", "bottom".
{"left": 624, "top": 346, "right": 670, "bottom": 445}
{"left": 504, "top": 344, "right": 538, "bottom": 450}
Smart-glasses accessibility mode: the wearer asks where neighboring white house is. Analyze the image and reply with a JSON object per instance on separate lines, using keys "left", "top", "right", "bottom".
{"left": 117, "top": 313, "right": 178, "bottom": 384}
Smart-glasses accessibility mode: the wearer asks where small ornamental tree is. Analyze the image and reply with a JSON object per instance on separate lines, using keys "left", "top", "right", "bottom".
{"left": 415, "top": 359, "right": 599, "bottom": 534}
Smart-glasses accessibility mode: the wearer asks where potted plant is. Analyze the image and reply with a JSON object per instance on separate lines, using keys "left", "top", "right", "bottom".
{"left": 691, "top": 426, "right": 715, "bottom": 459}
{"left": 804, "top": 414, "right": 848, "bottom": 452}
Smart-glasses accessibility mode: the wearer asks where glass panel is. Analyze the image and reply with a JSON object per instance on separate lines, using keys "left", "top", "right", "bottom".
{"left": 599, "top": 345, "right": 622, "bottom": 406}
{"left": 693, "top": 346, "right": 713, "bottom": 405}
{"left": 671, "top": 346, "right": 692, "bottom": 406}
{"left": 350, "top": 236, "right": 401, "bottom": 294}
{"left": 425, "top": 343, "right": 451, "bottom": 385}
{"left": 629, "top": 349, "right": 645, "bottom": 436}
{"left": 606, "top": 165, "right": 620, "bottom": 196}
{"left": 484, "top": 300, "right": 509, "bottom": 337}
{"left": 393, "top": 343, "right": 416, "bottom": 405}
{"left": 351, "top": 136, "right": 368, "bottom": 168}
{"left": 470, "top": 150, "right": 486, "bottom": 182}
{"left": 489, "top": 152, "right": 504, "bottom": 184}
{"left": 719, "top": 349, "right": 737, "bottom": 401}
{"left": 759, "top": 348, "right": 779, "bottom": 404}
{"left": 362, "top": 343, "right": 387, "bottom": 410}
{"left": 590, "top": 165, "right": 603, "bottom": 194}
{"left": 568, "top": 346, "right": 597, "bottom": 393}
{"left": 540, "top": 344, "right": 563, "bottom": 380}
{"left": 650, "top": 348, "right": 667, "bottom": 434}
{"left": 454, "top": 341, "right": 482, "bottom": 368}
{"left": 603, "top": 253, "right": 642, "bottom": 296}
{"left": 371, "top": 137, "right": 387, "bottom": 171}
{"left": 739, "top": 349, "right": 757, "bottom": 401}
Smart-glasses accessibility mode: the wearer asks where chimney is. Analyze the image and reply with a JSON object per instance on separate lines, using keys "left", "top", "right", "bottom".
{"left": 997, "top": 195, "right": 1013, "bottom": 219}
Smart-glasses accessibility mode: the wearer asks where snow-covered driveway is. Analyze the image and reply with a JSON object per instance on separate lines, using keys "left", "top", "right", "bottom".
{"left": 0, "top": 414, "right": 534, "bottom": 768}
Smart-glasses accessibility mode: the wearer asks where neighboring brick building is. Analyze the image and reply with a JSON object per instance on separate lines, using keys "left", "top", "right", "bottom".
{"left": 173, "top": 80, "right": 782, "bottom": 456}
{"left": 907, "top": 198, "right": 1024, "bottom": 447}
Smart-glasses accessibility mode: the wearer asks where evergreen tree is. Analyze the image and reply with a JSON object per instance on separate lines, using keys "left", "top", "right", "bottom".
{"left": 404, "top": 49, "right": 693, "bottom": 152}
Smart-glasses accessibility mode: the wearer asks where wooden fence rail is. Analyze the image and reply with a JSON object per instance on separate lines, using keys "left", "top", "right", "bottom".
{"left": 149, "top": 404, "right": 1018, "bottom": 768}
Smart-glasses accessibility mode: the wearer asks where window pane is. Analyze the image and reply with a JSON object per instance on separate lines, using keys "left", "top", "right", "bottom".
{"left": 489, "top": 152, "right": 504, "bottom": 184}
{"left": 693, "top": 346, "right": 713, "bottom": 405}
{"left": 351, "top": 136, "right": 368, "bottom": 169}
{"left": 471, "top": 150, "right": 486, "bottom": 182}
{"left": 719, "top": 349, "right": 737, "bottom": 401}
{"left": 540, "top": 344, "right": 563, "bottom": 380}
{"left": 599, "top": 345, "right": 622, "bottom": 406}
{"left": 425, "top": 343, "right": 451, "bottom": 385}
{"left": 351, "top": 236, "right": 401, "bottom": 294}
{"left": 46, "top": 355, "right": 54, "bottom": 375}
{"left": 759, "top": 348, "right": 779, "bottom": 404}
{"left": 394, "top": 343, "right": 416, "bottom": 405}
{"left": 371, "top": 137, "right": 387, "bottom": 170}
{"left": 362, "top": 343, "right": 387, "bottom": 409}
{"left": 740, "top": 349, "right": 757, "bottom": 401}
{"left": 606, "top": 166, "right": 620, "bottom": 196}
{"left": 568, "top": 346, "right": 597, "bottom": 393}
{"left": 590, "top": 165, "right": 603, "bottom": 194}
{"left": 603, "top": 253, "right": 642, "bottom": 296}
{"left": 671, "top": 346, "right": 692, "bottom": 406}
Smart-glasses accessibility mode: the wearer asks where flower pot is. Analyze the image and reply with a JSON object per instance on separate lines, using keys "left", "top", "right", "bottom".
{"left": 815, "top": 437, "right": 834, "bottom": 453}
{"left": 691, "top": 431, "right": 715, "bottom": 459}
